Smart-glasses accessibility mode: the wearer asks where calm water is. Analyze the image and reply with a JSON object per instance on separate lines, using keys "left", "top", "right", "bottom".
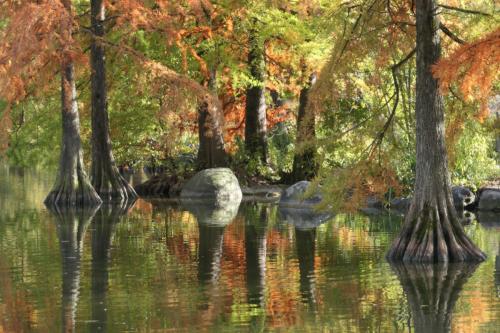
{"left": 0, "top": 165, "right": 499, "bottom": 332}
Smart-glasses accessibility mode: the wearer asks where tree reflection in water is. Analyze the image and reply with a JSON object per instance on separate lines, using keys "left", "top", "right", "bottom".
{"left": 89, "top": 200, "right": 135, "bottom": 332}
{"left": 48, "top": 205, "right": 99, "bottom": 333}
{"left": 244, "top": 203, "right": 269, "bottom": 308}
{"left": 391, "top": 262, "right": 480, "bottom": 333}
{"left": 295, "top": 228, "right": 317, "bottom": 310}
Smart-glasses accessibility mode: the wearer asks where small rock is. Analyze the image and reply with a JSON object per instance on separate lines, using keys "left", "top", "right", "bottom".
{"left": 389, "top": 198, "right": 411, "bottom": 212}
{"left": 279, "top": 181, "right": 322, "bottom": 209}
{"left": 452, "top": 186, "right": 475, "bottom": 209}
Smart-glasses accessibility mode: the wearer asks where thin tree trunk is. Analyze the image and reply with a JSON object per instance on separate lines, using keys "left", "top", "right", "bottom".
{"left": 90, "top": 0, "right": 137, "bottom": 202}
{"left": 387, "top": 0, "right": 485, "bottom": 262}
{"left": 197, "top": 69, "right": 228, "bottom": 169}
{"left": 245, "top": 24, "right": 268, "bottom": 164}
{"left": 292, "top": 73, "right": 318, "bottom": 182}
{"left": 45, "top": 0, "right": 101, "bottom": 207}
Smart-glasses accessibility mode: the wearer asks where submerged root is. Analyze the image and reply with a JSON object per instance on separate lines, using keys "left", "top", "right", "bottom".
{"left": 387, "top": 200, "right": 486, "bottom": 263}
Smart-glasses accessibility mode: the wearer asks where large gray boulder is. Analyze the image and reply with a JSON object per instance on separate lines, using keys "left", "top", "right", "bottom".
{"left": 180, "top": 168, "right": 242, "bottom": 203}
{"left": 478, "top": 187, "right": 500, "bottom": 212}
{"left": 279, "top": 181, "right": 323, "bottom": 209}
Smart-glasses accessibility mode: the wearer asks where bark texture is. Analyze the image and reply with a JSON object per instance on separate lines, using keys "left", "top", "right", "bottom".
{"left": 292, "top": 73, "right": 318, "bottom": 182}
{"left": 45, "top": 0, "right": 101, "bottom": 207}
{"left": 391, "top": 262, "right": 479, "bottom": 333}
{"left": 245, "top": 25, "right": 268, "bottom": 164}
{"left": 90, "top": 0, "right": 137, "bottom": 202}
{"left": 387, "top": 0, "right": 485, "bottom": 262}
{"left": 197, "top": 69, "right": 228, "bottom": 169}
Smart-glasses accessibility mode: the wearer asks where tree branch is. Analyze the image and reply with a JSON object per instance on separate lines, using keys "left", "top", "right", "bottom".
{"left": 367, "top": 48, "right": 416, "bottom": 157}
{"left": 438, "top": 4, "right": 492, "bottom": 17}
{"left": 439, "top": 23, "right": 466, "bottom": 45}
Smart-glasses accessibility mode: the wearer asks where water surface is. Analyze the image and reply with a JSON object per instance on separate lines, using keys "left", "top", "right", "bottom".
{"left": 0, "top": 165, "right": 498, "bottom": 332}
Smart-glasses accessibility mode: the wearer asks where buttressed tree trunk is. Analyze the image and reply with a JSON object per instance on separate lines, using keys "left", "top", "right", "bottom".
{"left": 387, "top": 0, "right": 486, "bottom": 262}
{"left": 292, "top": 73, "right": 318, "bottom": 182}
{"left": 45, "top": 0, "right": 101, "bottom": 207}
{"left": 197, "top": 69, "right": 228, "bottom": 169}
{"left": 90, "top": 0, "right": 137, "bottom": 202}
{"left": 245, "top": 24, "right": 268, "bottom": 164}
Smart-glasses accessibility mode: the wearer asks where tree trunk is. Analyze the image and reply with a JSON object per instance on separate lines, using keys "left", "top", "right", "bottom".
{"left": 90, "top": 0, "right": 137, "bottom": 202}
{"left": 386, "top": 0, "right": 485, "bottom": 262}
{"left": 245, "top": 25, "right": 268, "bottom": 164}
{"left": 45, "top": 0, "right": 101, "bottom": 207}
{"left": 292, "top": 73, "right": 318, "bottom": 182}
{"left": 197, "top": 69, "right": 228, "bottom": 169}
{"left": 391, "top": 262, "right": 479, "bottom": 333}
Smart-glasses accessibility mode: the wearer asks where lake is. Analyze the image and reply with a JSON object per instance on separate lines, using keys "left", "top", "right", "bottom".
{"left": 0, "top": 164, "right": 498, "bottom": 332}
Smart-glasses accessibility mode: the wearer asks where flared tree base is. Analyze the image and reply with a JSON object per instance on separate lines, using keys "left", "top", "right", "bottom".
{"left": 45, "top": 171, "right": 102, "bottom": 208}
{"left": 387, "top": 201, "right": 486, "bottom": 263}
{"left": 92, "top": 166, "right": 138, "bottom": 203}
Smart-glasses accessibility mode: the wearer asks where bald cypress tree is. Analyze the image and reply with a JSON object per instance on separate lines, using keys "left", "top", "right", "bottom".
{"left": 387, "top": 0, "right": 486, "bottom": 262}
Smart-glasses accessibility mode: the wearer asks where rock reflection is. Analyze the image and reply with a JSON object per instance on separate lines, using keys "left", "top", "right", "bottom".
{"left": 89, "top": 201, "right": 134, "bottom": 332}
{"left": 391, "top": 262, "right": 480, "bottom": 333}
{"left": 48, "top": 205, "right": 99, "bottom": 333}
{"left": 244, "top": 204, "right": 269, "bottom": 308}
{"left": 182, "top": 199, "right": 240, "bottom": 284}
{"left": 295, "top": 228, "right": 317, "bottom": 309}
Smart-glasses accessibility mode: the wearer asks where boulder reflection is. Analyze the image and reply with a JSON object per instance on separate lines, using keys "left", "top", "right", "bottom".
{"left": 391, "top": 262, "right": 480, "bottom": 333}
{"left": 49, "top": 205, "right": 98, "bottom": 333}
{"left": 89, "top": 201, "right": 134, "bottom": 332}
{"left": 181, "top": 199, "right": 239, "bottom": 284}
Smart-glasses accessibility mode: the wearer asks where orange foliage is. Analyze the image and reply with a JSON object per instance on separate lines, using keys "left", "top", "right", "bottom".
{"left": 433, "top": 28, "right": 500, "bottom": 121}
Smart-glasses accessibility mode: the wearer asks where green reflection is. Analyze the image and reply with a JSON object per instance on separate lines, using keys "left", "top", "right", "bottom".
{"left": 0, "top": 166, "right": 499, "bottom": 332}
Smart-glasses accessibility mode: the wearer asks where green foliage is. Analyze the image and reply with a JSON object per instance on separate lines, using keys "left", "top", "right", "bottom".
{"left": 451, "top": 120, "right": 498, "bottom": 188}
